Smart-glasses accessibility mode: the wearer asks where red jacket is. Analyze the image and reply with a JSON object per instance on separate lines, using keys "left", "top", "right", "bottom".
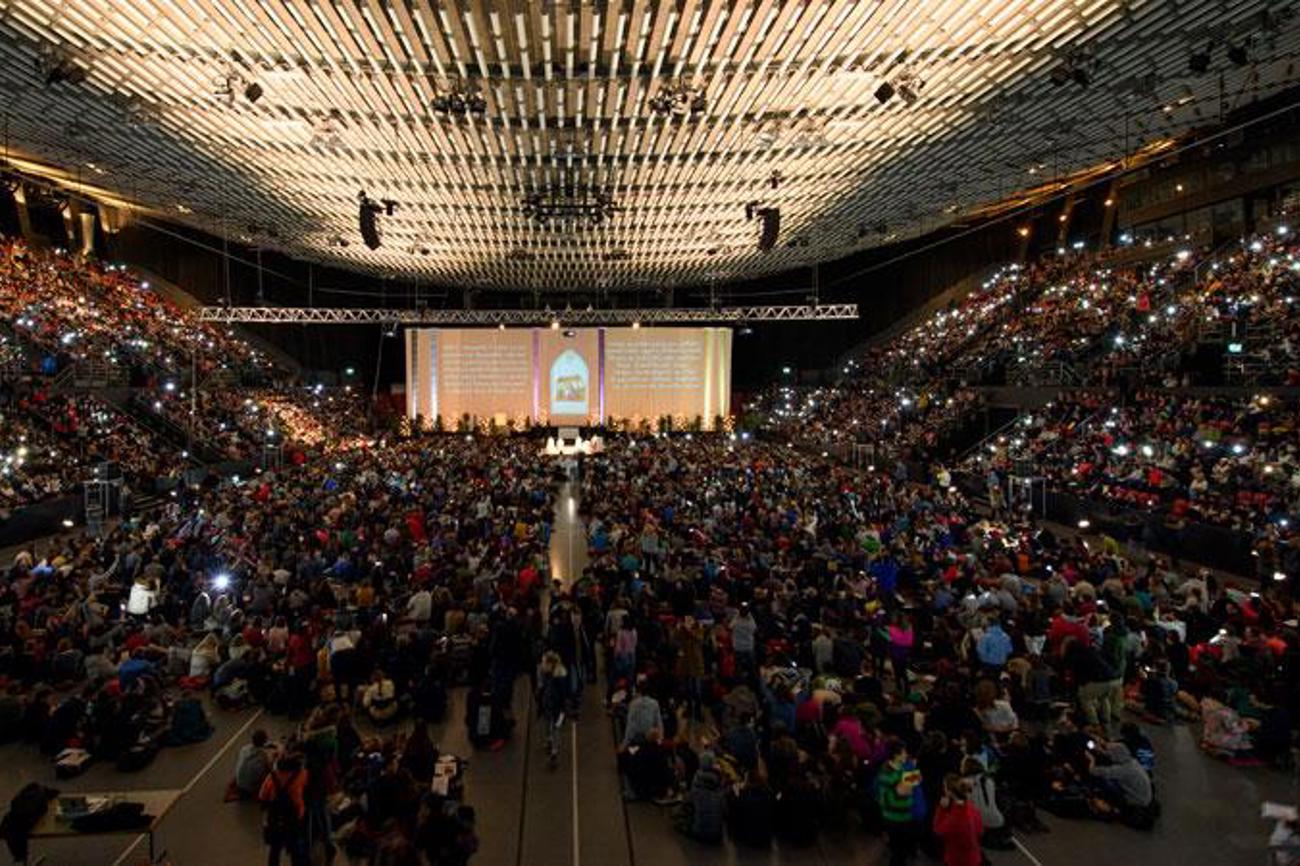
{"left": 933, "top": 800, "right": 983, "bottom": 866}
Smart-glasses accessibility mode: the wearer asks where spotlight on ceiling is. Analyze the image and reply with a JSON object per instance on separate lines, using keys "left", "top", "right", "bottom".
{"left": 244, "top": 82, "right": 264, "bottom": 103}
{"left": 1051, "top": 53, "right": 1095, "bottom": 88}
{"left": 876, "top": 72, "right": 922, "bottom": 105}
{"left": 36, "top": 45, "right": 89, "bottom": 87}
{"left": 1227, "top": 42, "right": 1250, "bottom": 66}
{"left": 1188, "top": 46, "right": 1212, "bottom": 74}
{"left": 895, "top": 72, "right": 924, "bottom": 105}
{"left": 649, "top": 77, "right": 707, "bottom": 117}
{"left": 433, "top": 84, "right": 487, "bottom": 118}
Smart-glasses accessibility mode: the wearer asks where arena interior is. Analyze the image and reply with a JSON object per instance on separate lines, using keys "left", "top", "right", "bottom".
{"left": 4, "top": 2, "right": 1300, "bottom": 865}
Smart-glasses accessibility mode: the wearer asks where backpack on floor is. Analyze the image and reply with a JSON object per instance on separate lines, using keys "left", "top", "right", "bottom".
{"left": 164, "top": 698, "right": 213, "bottom": 746}
{"left": 117, "top": 735, "right": 160, "bottom": 771}
{"left": 215, "top": 680, "right": 251, "bottom": 711}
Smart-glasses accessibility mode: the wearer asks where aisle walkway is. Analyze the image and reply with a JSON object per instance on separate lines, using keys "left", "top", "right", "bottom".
{"left": 549, "top": 475, "right": 588, "bottom": 588}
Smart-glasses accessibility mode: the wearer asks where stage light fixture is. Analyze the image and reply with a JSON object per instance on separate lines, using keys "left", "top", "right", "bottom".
{"left": 36, "top": 46, "right": 89, "bottom": 87}
{"left": 1227, "top": 42, "right": 1250, "bottom": 66}
{"left": 244, "top": 82, "right": 264, "bottom": 103}
{"left": 895, "top": 72, "right": 924, "bottom": 105}
{"left": 874, "top": 81, "right": 895, "bottom": 104}
{"left": 1050, "top": 66, "right": 1071, "bottom": 86}
{"left": 1188, "top": 47, "right": 1212, "bottom": 73}
{"left": 433, "top": 83, "right": 486, "bottom": 118}
{"left": 522, "top": 184, "right": 617, "bottom": 228}
{"left": 1071, "top": 66, "right": 1091, "bottom": 87}
{"left": 649, "top": 77, "right": 707, "bottom": 117}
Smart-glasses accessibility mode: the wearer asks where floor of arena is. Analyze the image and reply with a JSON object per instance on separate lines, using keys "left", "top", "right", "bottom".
{"left": 0, "top": 663, "right": 1289, "bottom": 866}
{"left": 0, "top": 485, "right": 1289, "bottom": 866}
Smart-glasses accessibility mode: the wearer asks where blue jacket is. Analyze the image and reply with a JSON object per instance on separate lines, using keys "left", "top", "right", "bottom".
{"left": 977, "top": 626, "right": 1013, "bottom": 667}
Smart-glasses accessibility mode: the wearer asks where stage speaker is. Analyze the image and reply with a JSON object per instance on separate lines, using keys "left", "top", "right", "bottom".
{"left": 359, "top": 201, "right": 381, "bottom": 249}
{"left": 757, "top": 207, "right": 780, "bottom": 252}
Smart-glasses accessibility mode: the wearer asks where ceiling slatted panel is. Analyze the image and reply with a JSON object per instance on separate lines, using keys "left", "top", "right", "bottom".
{"left": 2, "top": 0, "right": 1300, "bottom": 292}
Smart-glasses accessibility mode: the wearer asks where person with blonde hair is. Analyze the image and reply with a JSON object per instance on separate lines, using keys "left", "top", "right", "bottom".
{"left": 537, "top": 649, "right": 570, "bottom": 767}
{"left": 933, "top": 774, "right": 983, "bottom": 866}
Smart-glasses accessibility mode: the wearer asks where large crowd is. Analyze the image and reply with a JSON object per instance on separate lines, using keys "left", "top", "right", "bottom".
{"left": 1, "top": 239, "right": 274, "bottom": 383}
{"left": 966, "top": 391, "right": 1300, "bottom": 535}
{"left": 1, "top": 426, "right": 1298, "bottom": 864}
{"left": 1, "top": 382, "right": 183, "bottom": 515}
{"left": 1, "top": 229, "right": 1299, "bottom": 866}
{"left": 0, "top": 432, "right": 554, "bottom": 862}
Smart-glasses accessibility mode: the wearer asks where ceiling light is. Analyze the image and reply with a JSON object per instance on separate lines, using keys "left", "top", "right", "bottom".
{"left": 35, "top": 45, "right": 89, "bottom": 87}
{"left": 1189, "top": 47, "right": 1211, "bottom": 74}
{"left": 649, "top": 77, "right": 706, "bottom": 116}
{"left": 1227, "top": 43, "right": 1250, "bottom": 66}
{"left": 433, "top": 83, "right": 487, "bottom": 118}
{"left": 244, "top": 82, "right": 263, "bottom": 103}
{"left": 874, "top": 81, "right": 895, "bottom": 103}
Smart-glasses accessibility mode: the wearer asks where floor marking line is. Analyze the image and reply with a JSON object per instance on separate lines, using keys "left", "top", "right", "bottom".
{"left": 571, "top": 720, "right": 581, "bottom": 866}
{"left": 1014, "top": 834, "right": 1047, "bottom": 866}
{"left": 183, "top": 707, "right": 265, "bottom": 794}
{"left": 108, "top": 707, "right": 264, "bottom": 866}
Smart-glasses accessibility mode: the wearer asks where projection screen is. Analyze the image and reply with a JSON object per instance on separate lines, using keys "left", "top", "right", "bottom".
{"left": 405, "top": 327, "right": 731, "bottom": 429}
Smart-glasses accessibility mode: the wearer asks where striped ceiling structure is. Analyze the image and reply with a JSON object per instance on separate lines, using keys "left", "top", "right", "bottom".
{"left": 2, "top": 0, "right": 1300, "bottom": 293}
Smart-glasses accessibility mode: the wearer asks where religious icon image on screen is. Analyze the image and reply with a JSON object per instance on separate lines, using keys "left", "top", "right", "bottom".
{"left": 550, "top": 349, "right": 589, "bottom": 416}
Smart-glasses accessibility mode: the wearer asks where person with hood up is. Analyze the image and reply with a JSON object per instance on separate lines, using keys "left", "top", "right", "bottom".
{"left": 676, "top": 750, "right": 725, "bottom": 843}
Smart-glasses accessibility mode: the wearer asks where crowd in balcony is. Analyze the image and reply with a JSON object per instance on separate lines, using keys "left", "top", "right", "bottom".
{"left": 1, "top": 238, "right": 275, "bottom": 383}
{"left": 965, "top": 391, "right": 1300, "bottom": 535}
{"left": 0, "top": 238, "right": 377, "bottom": 516}
{"left": 1, "top": 383, "right": 184, "bottom": 515}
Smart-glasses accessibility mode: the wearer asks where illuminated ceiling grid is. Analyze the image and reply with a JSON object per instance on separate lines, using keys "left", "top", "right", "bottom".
{"left": 0, "top": 0, "right": 1298, "bottom": 291}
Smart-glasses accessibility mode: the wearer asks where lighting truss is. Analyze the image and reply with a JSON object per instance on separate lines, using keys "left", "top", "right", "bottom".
{"left": 196, "top": 304, "right": 859, "bottom": 326}
{"left": 522, "top": 184, "right": 618, "bottom": 228}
